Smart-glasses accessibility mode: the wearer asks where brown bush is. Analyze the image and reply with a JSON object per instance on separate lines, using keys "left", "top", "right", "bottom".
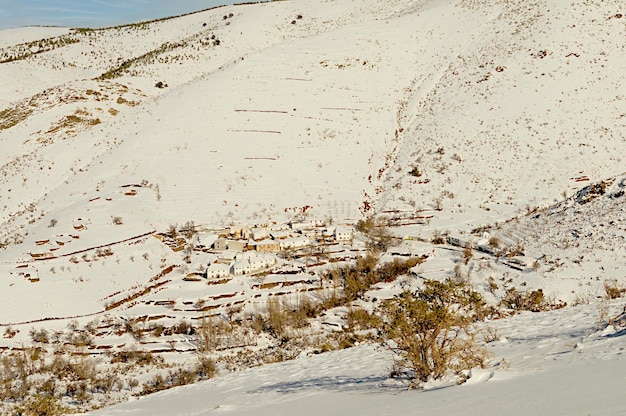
{"left": 501, "top": 288, "right": 557, "bottom": 312}
{"left": 381, "top": 279, "right": 489, "bottom": 386}
{"left": 13, "top": 394, "right": 67, "bottom": 416}
{"left": 346, "top": 306, "right": 380, "bottom": 330}
{"left": 604, "top": 281, "right": 625, "bottom": 300}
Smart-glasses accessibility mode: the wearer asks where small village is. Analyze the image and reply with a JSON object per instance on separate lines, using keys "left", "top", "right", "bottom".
{"left": 156, "top": 219, "right": 360, "bottom": 282}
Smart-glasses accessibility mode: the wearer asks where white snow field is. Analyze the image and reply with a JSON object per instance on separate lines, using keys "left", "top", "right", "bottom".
{"left": 1, "top": 0, "right": 626, "bottom": 414}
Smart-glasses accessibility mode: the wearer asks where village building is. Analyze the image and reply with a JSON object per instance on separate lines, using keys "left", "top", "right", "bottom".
{"left": 213, "top": 238, "right": 229, "bottom": 251}
{"left": 230, "top": 254, "right": 276, "bottom": 275}
{"left": 205, "top": 262, "right": 230, "bottom": 279}
{"left": 290, "top": 219, "right": 324, "bottom": 231}
{"left": 270, "top": 230, "right": 290, "bottom": 240}
{"left": 248, "top": 255, "right": 275, "bottom": 271}
{"left": 231, "top": 260, "right": 251, "bottom": 275}
{"left": 300, "top": 228, "right": 322, "bottom": 240}
{"left": 228, "top": 240, "right": 247, "bottom": 252}
{"left": 334, "top": 226, "right": 354, "bottom": 242}
{"left": 322, "top": 227, "right": 336, "bottom": 238}
{"left": 250, "top": 227, "right": 270, "bottom": 241}
{"left": 279, "top": 236, "right": 310, "bottom": 250}
{"left": 228, "top": 226, "right": 250, "bottom": 240}
{"left": 213, "top": 238, "right": 247, "bottom": 252}
{"left": 234, "top": 252, "right": 276, "bottom": 268}
{"left": 315, "top": 219, "right": 326, "bottom": 227}
{"left": 216, "top": 250, "right": 238, "bottom": 264}
{"left": 254, "top": 240, "right": 281, "bottom": 253}
{"left": 197, "top": 232, "right": 219, "bottom": 250}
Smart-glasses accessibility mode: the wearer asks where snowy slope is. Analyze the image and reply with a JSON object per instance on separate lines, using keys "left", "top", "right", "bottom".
{"left": 89, "top": 301, "right": 626, "bottom": 416}
{"left": 2, "top": 0, "right": 624, "bottom": 233}
{"left": 379, "top": 0, "right": 626, "bottom": 234}
{"left": 1, "top": 0, "right": 626, "bottom": 414}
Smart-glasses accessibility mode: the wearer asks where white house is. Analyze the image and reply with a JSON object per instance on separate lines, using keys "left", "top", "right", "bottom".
{"left": 250, "top": 227, "right": 270, "bottom": 241}
{"left": 213, "top": 238, "right": 229, "bottom": 251}
{"left": 290, "top": 219, "right": 324, "bottom": 230}
{"left": 290, "top": 221, "right": 310, "bottom": 231}
{"left": 334, "top": 226, "right": 354, "bottom": 242}
{"left": 300, "top": 228, "right": 321, "bottom": 239}
{"left": 230, "top": 254, "right": 276, "bottom": 275}
{"left": 228, "top": 240, "right": 247, "bottom": 252}
{"left": 279, "top": 236, "right": 310, "bottom": 250}
{"left": 231, "top": 260, "right": 251, "bottom": 275}
{"left": 234, "top": 251, "right": 255, "bottom": 260}
{"left": 248, "top": 255, "right": 275, "bottom": 271}
{"left": 205, "top": 263, "right": 230, "bottom": 279}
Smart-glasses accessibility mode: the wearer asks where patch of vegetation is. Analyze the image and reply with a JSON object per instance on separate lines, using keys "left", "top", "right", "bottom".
{"left": 500, "top": 287, "right": 565, "bottom": 312}
{"left": 110, "top": 349, "right": 162, "bottom": 366}
{"left": 604, "top": 281, "right": 625, "bottom": 300}
{"left": 97, "top": 40, "right": 187, "bottom": 80}
{"left": 323, "top": 255, "right": 423, "bottom": 302}
{"left": 116, "top": 96, "right": 139, "bottom": 106}
{"left": 46, "top": 111, "right": 101, "bottom": 135}
{"left": 0, "top": 104, "right": 34, "bottom": 131}
{"left": 409, "top": 166, "right": 421, "bottom": 177}
{"left": 576, "top": 180, "right": 612, "bottom": 205}
{"left": 355, "top": 217, "right": 396, "bottom": 252}
{"left": 13, "top": 394, "right": 68, "bottom": 416}
{"left": 0, "top": 35, "right": 79, "bottom": 63}
{"left": 380, "top": 279, "right": 490, "bottom": 386}
{"left": 346, "top": 306, "right": 380, "bottom": 330}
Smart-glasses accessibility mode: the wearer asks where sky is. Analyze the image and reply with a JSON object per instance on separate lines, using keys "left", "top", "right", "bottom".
{"left": 0, "top": 0, "right": 234, "bottom": 30}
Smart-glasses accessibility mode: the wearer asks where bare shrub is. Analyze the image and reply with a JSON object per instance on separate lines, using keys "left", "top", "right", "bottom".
{"left": 3, "top": 326, "right": 18, "bottom": 338}
{"left": 462, "top": 247, "right": 473, "bottom": 264}
{"left": 29, "top": 328, "right": 49, "bottom": 344}
{"left": 195, "top": 355, "right": 217, "bottom": 379}
{"left": 196, "top": 314, "right": 220, "bottom": 353}
{"left": 431, "top": 233, "right": 446, "bottom": 245}
{"left": 181, "top": 220, "right": 197, "bottom": 240}
{"left": 604, "top": 281, "right": 625, "bottom": 299}
{"left": 481, "top": 326, "right": 500, "bottom": 343}
{"left": 66, "top": 380, "right": 91, "bottom": 404}
{"left": 172, "top": 319, "right": 194, "bottom": 335}
{"left": 266, "top": 297, "right": 289, "bottom": 339}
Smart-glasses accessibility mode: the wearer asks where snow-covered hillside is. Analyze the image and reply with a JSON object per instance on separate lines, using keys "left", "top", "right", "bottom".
{"left": 89, "top": 301, "right": 626, "bottom": 416}
{"left": 2, "top": 0, "right": 624, "bottom": 231}
{"left": 1, "top": 0, "right": 626, "bottom": 414}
